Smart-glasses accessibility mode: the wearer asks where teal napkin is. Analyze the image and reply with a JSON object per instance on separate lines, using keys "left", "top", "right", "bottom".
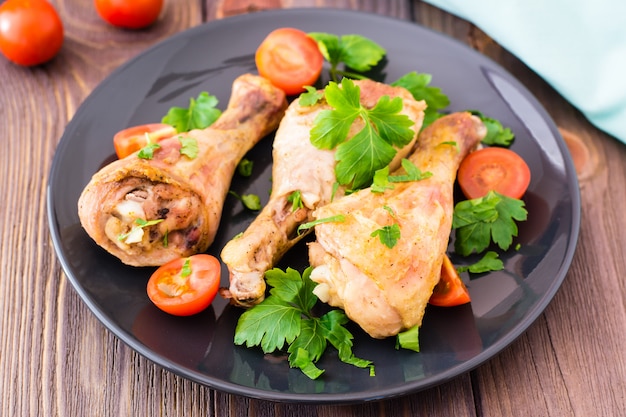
{"left": 423, "top": 0, "right": 626, "bottom": 144}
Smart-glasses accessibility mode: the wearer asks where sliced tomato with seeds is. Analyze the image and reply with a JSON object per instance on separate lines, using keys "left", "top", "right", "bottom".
{"left": 457, "top": 147, "right": 531, "bottom": 200}
{"left": 113, "top": 123, "right": 176, "bottom": 159}
{"left": 255, "top": 27, "right": 324, "bottom": 95}
{"left": 429, "top": 255, "right": 471, "bottom": 307}
{"left": 147, "top": 254, "right": 221, "bottom": 316}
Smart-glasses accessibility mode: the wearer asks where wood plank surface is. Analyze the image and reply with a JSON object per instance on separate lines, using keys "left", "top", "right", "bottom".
{"left": 0, "top": 1, "right": 624, "bottom": 416}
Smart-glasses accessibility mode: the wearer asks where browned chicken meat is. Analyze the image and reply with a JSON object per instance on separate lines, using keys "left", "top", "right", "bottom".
{"left": 221, "top": 80, "right": 426, "bottom": 307}
{"left": 308, "top": 112, "right": 486, "bottom": 338}
{"left": 78, "top": 74, "right": 287, "bottom": 266}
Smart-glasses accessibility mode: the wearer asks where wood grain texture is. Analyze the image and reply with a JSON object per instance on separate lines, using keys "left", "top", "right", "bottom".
{"left": 1, "top": 0, "right": 624, "bottom": 416}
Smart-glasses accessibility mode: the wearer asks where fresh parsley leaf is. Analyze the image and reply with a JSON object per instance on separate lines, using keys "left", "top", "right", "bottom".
{"left": 178, "top": 136, "right": 198, "bottom": 159}
{"left": 453, "top": 191, "right": 527, "bottom": 256}
{"left": 229, "top": 191, "right": 262, "bottom": 211}
{"left": 320, "top": 309, "right": 374, "bottom": 374}
{"left": 234, "top": 267, "right": 373, "bottom": 379}
{"left": 297, "top": 214, "right": 345, "bottom": 235}
{"left": 310, "top": 78, "right": 415, "bottom": 190}
{"left": 396, "top": 324, "right": 420, "bottom": 352}
{"left": 371, "top": 166, "right": 394, "bottom": 193}
{"left": 371, "top": 224, "right": 401, "bottom": 248}
{"left": 308, "top": 32, "right": 386, "bottom": 81}
{"left": 392, "top": 71, "right": 450, "bottom": 128}
{"left": 287, "top": 190, "right": 304, "bottom": 212}
{"left": 299, "top": 86, "right": 324, "bottom": 106}
{"left": 470, "top": 110, "right": 515, "bottom": 146}
{"left": 237, "top": 158, "right": 254, "bottom": 177}
{"left": 288, "top": 346, "right": 325, "bottom": 380}
{"left": 234, "top": 296, "right": 302, "bottom": 352}
{"left": 266, "top": 267, "right": 318, "bottom": 311}
{"left": 162, "top": 92, "right": 222, "bottom": 133}
{"left": 388, "top": 159, "right": 432, "bottom": 183}
{"left": 117, "top": 218, "right": 164, "bottom": 242}
{"left": 457, "top": 251, "right": 504, "bottom": 274}
{"left": 137, "top": 140, "right": 160, "bottom": 159}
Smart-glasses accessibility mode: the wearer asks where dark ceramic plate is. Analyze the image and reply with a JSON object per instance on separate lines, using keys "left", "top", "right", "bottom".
{"left": 47, "top": 8, "right": 580, "bottom": 404}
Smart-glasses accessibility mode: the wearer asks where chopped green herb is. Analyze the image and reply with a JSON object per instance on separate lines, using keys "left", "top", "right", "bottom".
{"left": 297, "top": 214, "right": 346, "bottom": 235}
{"left": 229, "top": 191, "right": 262, "bottom": 211}
{"left": 310, "top": 78, "right": 416, "bottom": 190}
{"left": 388, "top": 159, "right": 432, "bottom": 183}
{"left": 470, "top": 110, "right": 515, "bottom": 146}
{"left": 117, "top": 218, "right": 164, "bottom": 242}
{"left": 370, "top": 159, "right": 431, "bottom": 193}
{"left": 287, "top": 190, "right": 304, "bottom": 212}
{"left": 371, "top": 166, "right": 394, "bottom": 193}
{"left": 178, "top": 136, "right": 199, "bottom": 159}
{"left": 457, "top": 251, "right": 504, "bottom": 274}
{"left": 181, "top": 258, "right": 192, "bottom": 277}
{"left": 137, "top": 132, "right": 161, "bottom": 159}
{"left": 234, "top": 267, "right": 374, "bottom": 379}
{"left": 237, "top": 158, "right": 254, "bottom": 177}
{"left": 371, "top": 223, "right": 401, "bottom": 248}
{"left": 382, "top": 205, "right": 396, "bottom": 218}
{"left": 308, "top": 32, "right": 386, "bottom": 81}
{"left": 162, "top": 91, "right": 222, "bottom": 133}
{"left": 439, "top": 141, "right": 459, "bottom": 151}
{"left": 452, "top": 191, "right": 527, "bottom": 256}
{"left": 299, "top": 86, "right": 324, "bottom": 106}
{"left": 396, "top": 324, "right": 420, "bottom": 352}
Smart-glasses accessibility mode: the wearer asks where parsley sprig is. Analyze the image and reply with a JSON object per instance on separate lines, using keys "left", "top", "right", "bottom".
{"left": 392, "top": 71, "right": 450, "bottom": 129}
{"left": 308, "top": 33, "right": 386, "bottom": 81}
{"left": 310, "top": 78, "right": 416, "bottom": 190}
{"left": 453, "top": 191, "right": 528, "bottom": 257}
{"left": 162, "top": 91, "right": 222, "bottom": 133}
{"left": 234, "top": 267, "right": 374, "bottom": 379}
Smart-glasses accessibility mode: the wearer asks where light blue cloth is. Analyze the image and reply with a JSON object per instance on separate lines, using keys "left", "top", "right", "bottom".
{"left": 423, "top": 0, "right": 626, "bottom": 144}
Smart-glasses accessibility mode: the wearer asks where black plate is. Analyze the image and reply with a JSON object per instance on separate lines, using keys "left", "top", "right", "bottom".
{"left": 47, "top": 8, "right": 580, "bottom": 404}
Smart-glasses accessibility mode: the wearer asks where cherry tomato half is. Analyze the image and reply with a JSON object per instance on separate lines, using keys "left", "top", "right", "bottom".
{"left": 94, "top": 0, "right": 163, "bottom": 29}
{"left": 457, "top": 147, "right": 531, "bottom": 200}
{"left": 0, "top": 0, "right": 64, "bottom": 66}
{"left": 113, "top": 123, "right": 176, "bottom": 159}
{"left": 147, "top": 254, "right": 221, "bottom": 316}
{"left": 255, "top": 27, "right": 324, "bottom": 95}
{"left": 429, "top": 255, "right": 471, "bottom": 307}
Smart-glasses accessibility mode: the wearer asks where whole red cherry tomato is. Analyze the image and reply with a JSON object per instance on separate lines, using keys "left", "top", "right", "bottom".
{"left": 94, "top": 0, "right": 163, "bottom": 29}
{"left": 0, "top": 0, "right": 64, "bottom": 66}
{"left": 255, "top": 27, "right": 324, "bottom": 95}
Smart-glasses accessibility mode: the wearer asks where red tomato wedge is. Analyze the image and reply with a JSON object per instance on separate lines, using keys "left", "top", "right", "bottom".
{"left": 255, "top": 27, "right": 324, "bottom": 95}
{"left": 457, "top": 147, "right": 531, "bottom": 200}
{"left": 429, "top": 255, "right": 471, "bottom": 307}
{"left": 147, "top": 254, "right": 221, "bottom": 316}
{"left": 113, "top": 123, "right": 176, "bottom": 159}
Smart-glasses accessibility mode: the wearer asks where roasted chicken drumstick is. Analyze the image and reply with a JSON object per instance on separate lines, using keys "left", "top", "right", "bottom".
{"left": 78, "top": 74, "right": 287, "bottom": 266}
{"left": 221, "top": 80, "right": 426, "bottom": 307}
{"left": 308, "top": 112, "right": 486, "bottom": 338}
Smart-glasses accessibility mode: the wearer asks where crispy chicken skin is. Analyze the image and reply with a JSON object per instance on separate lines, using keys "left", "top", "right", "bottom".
{"left": 221, "top": 80, "right": 426, "bottom": 307}
{"left": 78, "top": 74, "right": 287, "bottom": 266}
{"left": 308, "top": 112, "right": 486, "bottom": 338}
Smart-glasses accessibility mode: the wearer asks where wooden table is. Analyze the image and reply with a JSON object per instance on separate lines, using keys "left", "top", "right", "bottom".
{"left": 1, "top": 1, "right": 625, "bottom": 415}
